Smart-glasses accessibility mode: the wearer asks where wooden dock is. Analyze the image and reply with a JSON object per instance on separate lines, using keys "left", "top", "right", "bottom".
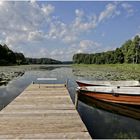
{"left": 0, "top": 84, "right": 91, "bottom": 139}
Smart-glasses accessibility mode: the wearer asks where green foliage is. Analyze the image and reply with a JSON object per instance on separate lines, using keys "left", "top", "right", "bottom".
{"left": 0, "top": 43, "right": 62, "bottom": 65}
{"left": 73, "top": 64, "right": 140, "bottom": 80}
{"left": 26, "top": 58, "right": 62, "bottom": 64}
{"left": 15, "top": 53, "right": 26, "bottom": 65}
{"left": 73, "top": 35, "right": 140, "bottom": 64}
{"left": 0, "top": 44, "right": 16, "bottom": 65}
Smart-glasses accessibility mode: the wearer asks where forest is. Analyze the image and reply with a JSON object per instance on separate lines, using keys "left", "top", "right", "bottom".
{"left": 73, "top": 35, "right": 140, "bottom": 64}
{"left": 26, "top": 58, "right": 62, "bottom": 64}
{"left": 0, "top": 44, "right": 62, "bottom": 65}
{"left": 0, "top": 44, "right": 26, "bottom": 65}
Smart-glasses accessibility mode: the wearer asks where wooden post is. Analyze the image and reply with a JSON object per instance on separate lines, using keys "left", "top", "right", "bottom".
{"left": 65, "top": 79, "right": 68, "bottom": 88}
{"left": 75, "top": 91, "right": 79, "bottom": 109}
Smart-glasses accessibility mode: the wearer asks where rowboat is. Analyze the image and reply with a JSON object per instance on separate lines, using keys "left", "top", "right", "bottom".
{"left": 77, "top": 86, "right": 140, "bottom": 105}
{"left": 79, "top": 94, "right": 140, "bottom": 120}
{"left": 76, "top": 80, "right": 140, "bottom": 87}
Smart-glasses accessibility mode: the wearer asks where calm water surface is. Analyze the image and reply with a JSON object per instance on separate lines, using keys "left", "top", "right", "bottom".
{"left": 0, "top": 65, "right": 140, "bottom": 139}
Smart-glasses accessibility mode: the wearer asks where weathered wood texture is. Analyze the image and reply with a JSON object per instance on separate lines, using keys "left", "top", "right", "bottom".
{"left": 0, "top": 84, "right": 91, "bottom": 139}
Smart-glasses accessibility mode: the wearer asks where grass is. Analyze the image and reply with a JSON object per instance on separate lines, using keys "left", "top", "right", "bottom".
{"left": 72, "top": 64, "right": 140, "bottom": 80}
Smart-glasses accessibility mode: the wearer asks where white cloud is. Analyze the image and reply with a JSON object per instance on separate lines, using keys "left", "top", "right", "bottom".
{"left": 0, "top": 2, "right": 54, "bottom": 46}
{"left": 78, "top": 40, "right": 101, "bottom": 53}
{"left": 115, "top": 10, "right": 121, "bottom": 16}
{"left": 73, "top": 9, "right": 97, "bottom": 32}
{"left": 41, "top": 4, "right": 55, "bottom": 16}
{"left": 49, "top": 48, "right": 74, "bottom": 60}
{"left": 38, "top": 48, "right": 49, "bottom": 57}
{"left": 28, "top": 31, "right": 45, "bottom": 41}
{"left": 30, "top": 0, "right": 36, "bottom": 4}
{"left": 75, "top": 9, "right": 84, "bottom": 17}
{"left": 41, "top": 39, "right": 102, "bottom": 60}
{"left": 46, "top": 8, "right": 97, "bottom": 45}
{"left": 46, "top": 9, "right": 97, "bottom": 45}
{"left": 0, "top": 1, "right": 4, "bottom": 6}
{"left": 47, "top": 19, "right": 77, "bottom": 44}
{"left": 69, "top": 40, "right": 101, "bottom": 55}
{"left": 0, "top": 1, "right": 136, "bottom": 60}
{"left": 62, "top": 35, "right": 77, "bottom": 44}
{"left": 98, "top": 3, "right": 117, "bottom": 23}
{"left": 5, "top": 33, "right": 27, "bottom": 48}
{"left": 121, "top": 3, "right": 134, "bottom": 15}
{"left": 47, "top": 21, "right": 66, "bottom": 40}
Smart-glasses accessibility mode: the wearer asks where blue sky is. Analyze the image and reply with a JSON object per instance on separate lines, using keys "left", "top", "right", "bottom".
{"left": 0, "top": 1, "right": 140, "bottom": 60}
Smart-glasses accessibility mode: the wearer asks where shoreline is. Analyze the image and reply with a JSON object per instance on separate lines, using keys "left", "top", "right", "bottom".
{"left": 0, "top": 70, "right": 24, "bottom": 86}
{"left": 1, "top": 64, "right": 140, "bottom": 86}
{"left": 72, "top": 64, "right": 140, "bottom": 80}
{"left": 0, "top": 64, "right": 72, "bottom": 86}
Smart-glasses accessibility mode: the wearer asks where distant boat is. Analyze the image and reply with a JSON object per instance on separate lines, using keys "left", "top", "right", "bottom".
{"left": 76, "top": 80, "right": 140, "bottom": 87}
{"left": 77, "top": 86, "right": 140, "bottom": 105}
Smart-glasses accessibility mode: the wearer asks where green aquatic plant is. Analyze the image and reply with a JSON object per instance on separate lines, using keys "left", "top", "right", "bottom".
{"left": 72, "top": 64, "right": 140, "bottom": 80}
{"left": 114, "top": 131, "right": 138, "bottom": 139}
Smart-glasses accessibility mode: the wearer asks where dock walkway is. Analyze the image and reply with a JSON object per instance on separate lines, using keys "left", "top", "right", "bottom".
{"left": 0, "top": 84, "right": 91, "bottom": 139}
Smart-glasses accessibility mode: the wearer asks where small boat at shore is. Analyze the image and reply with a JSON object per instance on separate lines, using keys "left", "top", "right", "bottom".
{"left": 77, "top": 86, "right": 140, "bottom": 105}
{"left": 76, "top": 80, "right": 140, "bottom": 87}
{"left": 79, "top": 94, "right": 140, "bottom": 120}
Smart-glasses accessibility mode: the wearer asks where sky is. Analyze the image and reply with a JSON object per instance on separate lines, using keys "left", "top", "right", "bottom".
{"left": 0, "top": 1, "right": 140, "bottom": 61}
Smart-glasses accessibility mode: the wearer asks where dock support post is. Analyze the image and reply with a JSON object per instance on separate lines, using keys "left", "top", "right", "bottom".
{"left": 65, "top": 79, "right": 68, "bottom": 88}
{"left": 75, "top": 91, "right": 79, "bottom": 109}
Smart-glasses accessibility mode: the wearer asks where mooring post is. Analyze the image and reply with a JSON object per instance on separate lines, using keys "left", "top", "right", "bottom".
{"left": 75, "top": 91, "right": 79, "bottom": 109}
{"left": 65, "top": 79, "right": 68, "bottom": 88}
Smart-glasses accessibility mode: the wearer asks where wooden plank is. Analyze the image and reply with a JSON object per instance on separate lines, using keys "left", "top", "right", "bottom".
{"left": 0, "top": 132, "right": 90, "bottom": 139}
{"left": 2, "top": 104, "right": 75, "bottom": 110}
{"left": 37, "top": 78, "right": 57, "bottom": 80}
{"left": 0, "top": 84, "right": 91, "bottom": 139}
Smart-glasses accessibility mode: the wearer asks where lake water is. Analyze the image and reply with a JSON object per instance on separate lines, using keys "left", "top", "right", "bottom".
{"left": 0, "top": 65, "right": 140, "bottom": 139}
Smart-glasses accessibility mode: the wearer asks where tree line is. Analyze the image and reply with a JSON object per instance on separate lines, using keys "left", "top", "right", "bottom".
{"left": 0, "top": 44, "right": 62, "bottom": 65}
{"left": 26, "top": 58, "right": 62, "bottom": 64}
{"left": 0, "top": 44, "right": 26, "bottom": 65}
{"left": 73, "top": 35, "right": 140, "bottom": 64}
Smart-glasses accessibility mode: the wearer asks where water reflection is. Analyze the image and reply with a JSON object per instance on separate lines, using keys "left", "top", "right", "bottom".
{"left": 0, "top": 66, "right": 74, "bottom": 110}
{"left": 77, "top": 94, "right": 140, "bottom": 139}
{"left": 0, "top": 65, "right": 139, "bottom": 139}
{"left": 39, "top": 65, "right": 71, "bottom": 71}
